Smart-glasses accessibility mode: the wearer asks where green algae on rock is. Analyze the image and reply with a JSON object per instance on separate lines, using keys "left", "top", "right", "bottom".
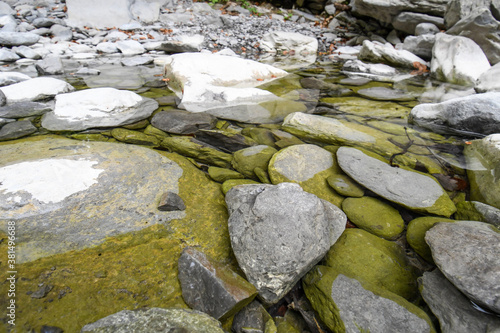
{"left": 303, "top": 265, "right": 436, "bottom": 333}
{"left": 323, "top": 228, "right": 418, "bottom": 301}
{"left": 231, "top": 145, "right": 278, "bottom": 180}
{"left": 208, "top": 166, "right": 245, "bottom": 183}
{"left": 221, "top": 178, "right": 262, "bottom": 195}
{"left": 342, "top": 196, "right": 404, "bottom": 240}
{"left": 268, "top": 144, "right": 344, "bottom": 207}
{"left": 327, "top": 174, "right": 365, "bottom": 197}
{"left": 320, "top": 96, "right": 412, "bottom": 119}
{"left": 111, "top": 127, "right": 160, "bottom": 146}
{"left": 406, "top": 216, "right": 456, "bottom": 263}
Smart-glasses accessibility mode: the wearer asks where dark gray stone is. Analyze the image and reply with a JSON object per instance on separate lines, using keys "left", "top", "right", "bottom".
{"left": 158, "top": 192, "right": 185, "bottom": 211}
{"left": 392, "top": 11, "right": 444, "bottom": 35}
{"left": 0, "top": 117, "right": 14, "bottom": 128}
{"left": 195, "top": 129, "right": 257, "bottom": 153}
{"left": 178, "top": 247, "right": 257, "bottom": 320}
{"left": 419, "top": 269, "right": 500, "bottom": 333}
{"left": 425, "top": 221, "right": 500, "bottom": 314}
{"left": 151, "top": 110, "right": 216, "bottom": 135}
{"left": 225, "top": 182, "right": 346, "bottom": 305}
{"left": 80, "top": 308, "right": 224, "bottom": 333}
{"left": 409, "top": 92, "right": 500, "bottom": 136}
{"left": 0, "top": 101, "right": 53, "bottom": 119}
{"left": 31, "top": 284, "right": 53, "bottom": 299}
{"left": 232, "top": 300, "right": 271, "bottom": 333}
{"left": 0, "top": 120, "right": 36, "bottom": 141}
{"left": 157, "top": 40, "right": 201, "bottom": 53}
{"left": 36, "top": 55, "right": 64, "bottom": 75}
{"left": 0, "top": 31, "right": 40, "bottom": 46}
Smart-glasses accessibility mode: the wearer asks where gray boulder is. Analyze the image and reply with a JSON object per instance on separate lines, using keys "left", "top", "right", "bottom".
{"left": 41, "top": 87, "right": 158, "bottom": 131}
{"left": 402, "top": 34, "right": 436, "bottom": 60}
{"left": 336, "top": 147, "right": 456, "bottom": 217}
{"left": 0, "top": 120, "right": 36, "bottom": 141}
{"left": 447, "top": 8, "right": 500, "bottom": 65}
{"left": 409, "top": 92, "right": 500, "bottom": 136}
{"left": 444, "top": 0, "right": 495, "bottom": 28}
{"left": 415, "top": 22, "right": 441, "bottom": 35}
{"left": 80, "top": 308, "right": 224, "bottom": 333}
{"left": 476, "top": 62, "right": 500, "bottom": 92}
{"left": 431, "top": 33, "right": 491, "bottom": 85}
{"left": 36, "top": 55, "right": 65, "bottom": 75}
{"left": 359, "top": 40, "right": 428, "bottom": 69}
{"left": 0, "top": 31, "right": 40, "bottom": 46}
{"left": 419, "top": 269, "right": 500, "bottom": 333}
{"left": 225, "top": 182, "right": 346, "bottom": 305}
{"left": 455, "top": 201, "right": 500, "bottom": 227}
{"left": 151, "top": 109, "right": 216, "bottom": 135}
{"left": 0, "top": 101, "right": 52, "bottom": 119}
{"left": 425, "top": 221, "right": 500, "bottom": 314}
{"left": 178, "top": 247, "right": 257, "bottom": 321}
{"left": 392, "top": 11, "right": 444, "bottom": 35}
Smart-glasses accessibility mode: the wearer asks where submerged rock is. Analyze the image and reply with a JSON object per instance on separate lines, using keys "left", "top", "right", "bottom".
{"left": 336, "top": 147, "right": 456, "bottom": 217}
{"left": 225, "top": 183, "right": 346, "bottom": 305}
{"left": 425, "top": 221, "right": 500, "bottom": 314}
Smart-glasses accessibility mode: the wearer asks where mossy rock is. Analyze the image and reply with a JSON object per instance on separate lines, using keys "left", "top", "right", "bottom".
{"left": 303, "top": 265, "right": 436, "bottom": 333}
{"left": 231, "top": 145, "right": 278, "bottom": 180}
{"left": 241, "top": 127, "right": 277, "bottom": 148}
{"left": 0, "top": 148, "right": 235, "bottom": 333}
{"left": 455, "top": 201, "right": 500, "bottom": 226}
{"left": 342, "top": 196, "right": 404, "bottom": 240}
{"left": 327, "top": 174, "right": 364, "bottom": 197}
{"left": 406, "top": 216, "right": 456, "bottom": 263}
{"left": 221, "top": 178, "right": 261, "bottom": 194}
{"left": 208, "top": 166, "right": 245, "bottom": 183}
{"left": 69, "top": 133, "right": 112, "bottom": 142}
{"left": 111, "top": 128, "right": 160, "bottom": 146}
{"left": 320, "top": 96, "right": 411, "bottom": 119}
{"left": 268, "top": 144, "right": 344, "bottom": 207}
{"left": 160, "top": 136, "right": 233, "bottom": 168}
{"left": 323, "top": 228, "right": 418, "bottom": 300}
{"left": 143, "top": 124, "right": 170, "bottom": 139}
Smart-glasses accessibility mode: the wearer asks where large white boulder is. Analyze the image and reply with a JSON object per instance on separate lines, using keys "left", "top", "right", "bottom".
{"left": 0, "top": 77, "right": 74, "bottom": 103}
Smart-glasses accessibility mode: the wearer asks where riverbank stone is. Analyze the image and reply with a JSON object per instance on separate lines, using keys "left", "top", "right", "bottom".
{"left": 225, "top": 182, "right": 346, "bottom": 305}
{"left": 268, "top": 144, "right": 344, "bottom": 207}
{"left": 0, "top": 77, "right": 74, "bottom": 103}
{"left": 425, "top": 221, "right": 500, "bottom": 314}
{"left": 336, "top": 147, "right": 456, "bottom": 217}
{"left": 151, "top": 109, "right": 216, "bottom": 135}
{"left": 231, "top": 145, "right": 277, "bottom": 180}
{"left": 342, "top": 196, "right": 404, "bottom": 239}
{"left": 0, "top": 120, "right": 36, "bottom": 141}
{"left": 359, "top": 40, "right": 428, "bottom": 69}
{"left": 455, "top": 201, "right": 500, "bottom": 227}
{"left": 303, "top": 265, "right": 435, "bottom": 333}
{"left": 327, "top": 174, "right": 365, "bottom": 197}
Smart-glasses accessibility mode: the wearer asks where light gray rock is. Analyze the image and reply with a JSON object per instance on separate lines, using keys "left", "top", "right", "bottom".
{"left": 151, "top": 110, "right": 216, "bottom": 135}
{"left": 157, "top": 34, "right": 204, "bottom": 53}
{"left": 409, "top": 92, "right": 500, "bottom": 136}
{"left": 120, "top": 55, "right": 154, "bottom": 66}
{"left": 0, "top": 72, "right": 31, "bottom": 86}
{"left": 65, "top": 0, "right": 133, "bottom": 28}
{"left": 80, "top": 308, "right": 224, "bottom": 333}
{"left": 0, "top": 15, "right": 17, "bottom": 32}
{"left": 130, "top": 0, "right": 161, "bottom": 24}
{"left": 96, "top": 42, "right": 119, "bottom": 54}
{"left": 456, "top": 201, "right": 500, "bottom": 227}
{"left": 444, "top": 0, "right": 492, "bottom": 28}
{"left": 116, "top": 40, "right": 146, "bottom": 56}
{"left": 0, "top": 48, "right": 20, "bottom": 62}
{"left": 0, "top": 101, "right": 52, "bottom": 118}
{"left": 178, "top": 247, "right": 257, "bottom": 320}
{"left": 392, "top": 11, "right": 444, "bottom": 35}
{"left": 12, "top": 45, "right": 41, "bottom": 59}
{"left": 447, "top": 8, "right": 500, "bottom": 65}
{"left": 419, "top": 269, "right": 500, "bottom": 333}
{"left": 425, "top": 221, "right": 500, "bottom": 314}
{"left": 359, "top": 40, "right": 428, "bottom": 69}
{"left": 75, "top": 68, "right": 101, "bottom": 75}
{"left": 260, "top": 31, "right": 318, "bottom": 56}
{"left": 415, "top": 22, "right": 441, "bottom": 35}
{"left": 50, "top": 24, "right": 73, "bottom": 42}
{"left": 402, "top": 34, "right": 436, "bottom": 60}
{"left": 225, "top": 182, "right": 346, "bottom": 305}
{"left": 351, "top": 0, "right": 448, "bottom": 25}
{"left": 0, "top": 31, "right": 40, "bottom": 46}
{"left": 476, "top": 62, "right": 500, "bottom": 92}
{"left": 357, "top": 87, "right": 414, "bottom": 101}
{"left": 0, "top": 77, "right": 74, "bottom": 103}
{"left": 33, "top": 17, "right": 57, "bottom": 28}
{"left": 35, "top": 55, "right": 64, "bottom": 75}
{"left": 0, "top": 120, "right": 36, "bottom": 141}
{"left": 0, "top": 137, "right": 185, "bottom": 263}
{"left": 41, "top": 87, "right": 158, "bottom": 131}
{"left": 431, "top": 33, "right": 491, "bottom": 85}
{"left": 0, "top": 2, "right": 14, "bottom": 15}
{"left": 159, "top": 12, "right": 193, "bottom": 24}
{"left": 342, "top": 59, "right": 398, "bottom": 77}
{"left": 336, "top": 147, "right": 456, "bottom": 217}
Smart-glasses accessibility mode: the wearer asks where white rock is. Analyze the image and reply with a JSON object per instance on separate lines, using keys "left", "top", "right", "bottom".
{"left": 116, "top": 40, "right": 146, "bottom": 55}
{"left": 130, "top": 0, "right": 161, "bottom": 24}
{"left": 65, "top": 0, "right": 133, "bottom": 28}
{"left": 431, "top": 33, "right": 491, "bottom": 86}
{"left": 0, "top": 72, "right": 31, "bottom": 87}
{"left": 260, "top": 31, "right": 318, "bottom": 56}
{"left": 476, "top": 61, "right": 500, "bottom": 93}
{"left": 96, "top": 42, "right": 119, "bottom": 54}
{"left": 359, "top": 40, "right": 428, "bottom": 69}
{"left": 0, "top": 77, "right": 74, "bottom": 103}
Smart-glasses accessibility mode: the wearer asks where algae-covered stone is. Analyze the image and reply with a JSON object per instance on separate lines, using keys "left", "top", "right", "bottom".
{"left": 208, "top": 166, "right": 245, "bottom": 183}
{"left": 323, "top": 228, "right": 418, "bottom": 300}
{"left": 268, "top": 144, "right": 344, "bottom": 207}
{"left": 232, "top": 300, "right": 274, "bottom": 333}
{"left": 110, "top": 128, "right": 160, "bottom": 146}
{"left": 320, "top": 96, "right": 411, "bottom": 119}
{"left": 282, "top": 112, "right": 402, "bottom": 158}
{"left": 143, "top": 124, "right": 170, "bottom": 139}
{"left": 232, "top": 145, "right": 278, "bottom": 180}
{"left": 241, "top": 127, "right": 277, "bottom": 148}
{"left": 160, "top": 136, "right": 232, "bottom": 168}
{"left": 337, "top": 147, "right": 456, "bottom": 217}
{"left": 222, "top": 179, "right": 261, "bottom": 194}
{"left": 80, "top": 308, "right": 224, "bottom": 332}
{"left": 327, "top": 174, "right": 364, "bottom": 197}
{"left": 406, "top": 216, "right": 456, "bottom": 263}
{"left": 342, "top": 196, "right": 404, "bottom": 240}
{"left": 464, "top": 134, "right": 500, "bottom": 210}
{"left": 455, "top": 201, "right": 500, "bottom": 227}
{"left": 303, "top": 265, "right": 435, "bottom": 333}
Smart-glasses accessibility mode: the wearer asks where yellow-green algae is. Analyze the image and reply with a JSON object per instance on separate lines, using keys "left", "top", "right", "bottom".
{"left": 111, "top": 128, "right": 160, "bottom": 146}
{"left": 0, "top": 147, "right": 236, "bottom": 332}
{"left": 303, "top": 265, "right": 436, "bottom": 333}
{"left": 320, "top": 96, "right": 411, "bottom": 119}
{"left": 406, "top": 216, "right": 456, "bottom": 263}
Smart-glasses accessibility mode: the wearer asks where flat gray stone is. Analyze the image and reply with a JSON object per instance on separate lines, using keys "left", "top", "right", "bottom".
{"left": 425, "top": 221, "right": 500, "bottom": 314}
{"left": 178, "top": 247, "right": 257, "bottom": 320}
{"left": 151, "top": 109, "right": 216, "bottom": 135}
{"left": 402, "top": 34, "right": 436, "bottom": 60}
{"left": 116, "top": 40, "right": 146, "bottom": 56}
{"left": 0, "top": 120, "right": 36, "bottom": 141}
{"left": 36, "top": 55, "right": 65, "bottom": 75}
{"left": 0, "top": 72, "right": 31, "bottom": 87}
{"left": 0, "top": 31, "right": 40, "bottom": 46}
{"left": 0, "top": 137, "right": 185, "bottom": 263}
{"left": 419, "top": 269, "right": 500, "bottom": 333}
{"left": 336, "top": 147, "right": 456, "bottom": 217}
{"left": 0, "top": 101, "right": 52, "bottom": 119}
{"left": 225, "top": 182, "right": 346, "bottom": 305}
{"left": 0, "top": 48, "right": 20, "bottom": 62}
{"left": 357, "top": 87, "right": 414, "bottom": 101}
{"left": 12, "top": 45, "right": 41, "bottom": 60}
{"left": 80, "top": 308, "right": 224, "bottom": 333}
{"left": 0, "top": 77, "right": 74, "bottom": 103}
{"left": 392, "top": 11, "right": 444, "bottom": 35}
{"left": 120, "top": 56, "right": 154, "bottom": 67}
